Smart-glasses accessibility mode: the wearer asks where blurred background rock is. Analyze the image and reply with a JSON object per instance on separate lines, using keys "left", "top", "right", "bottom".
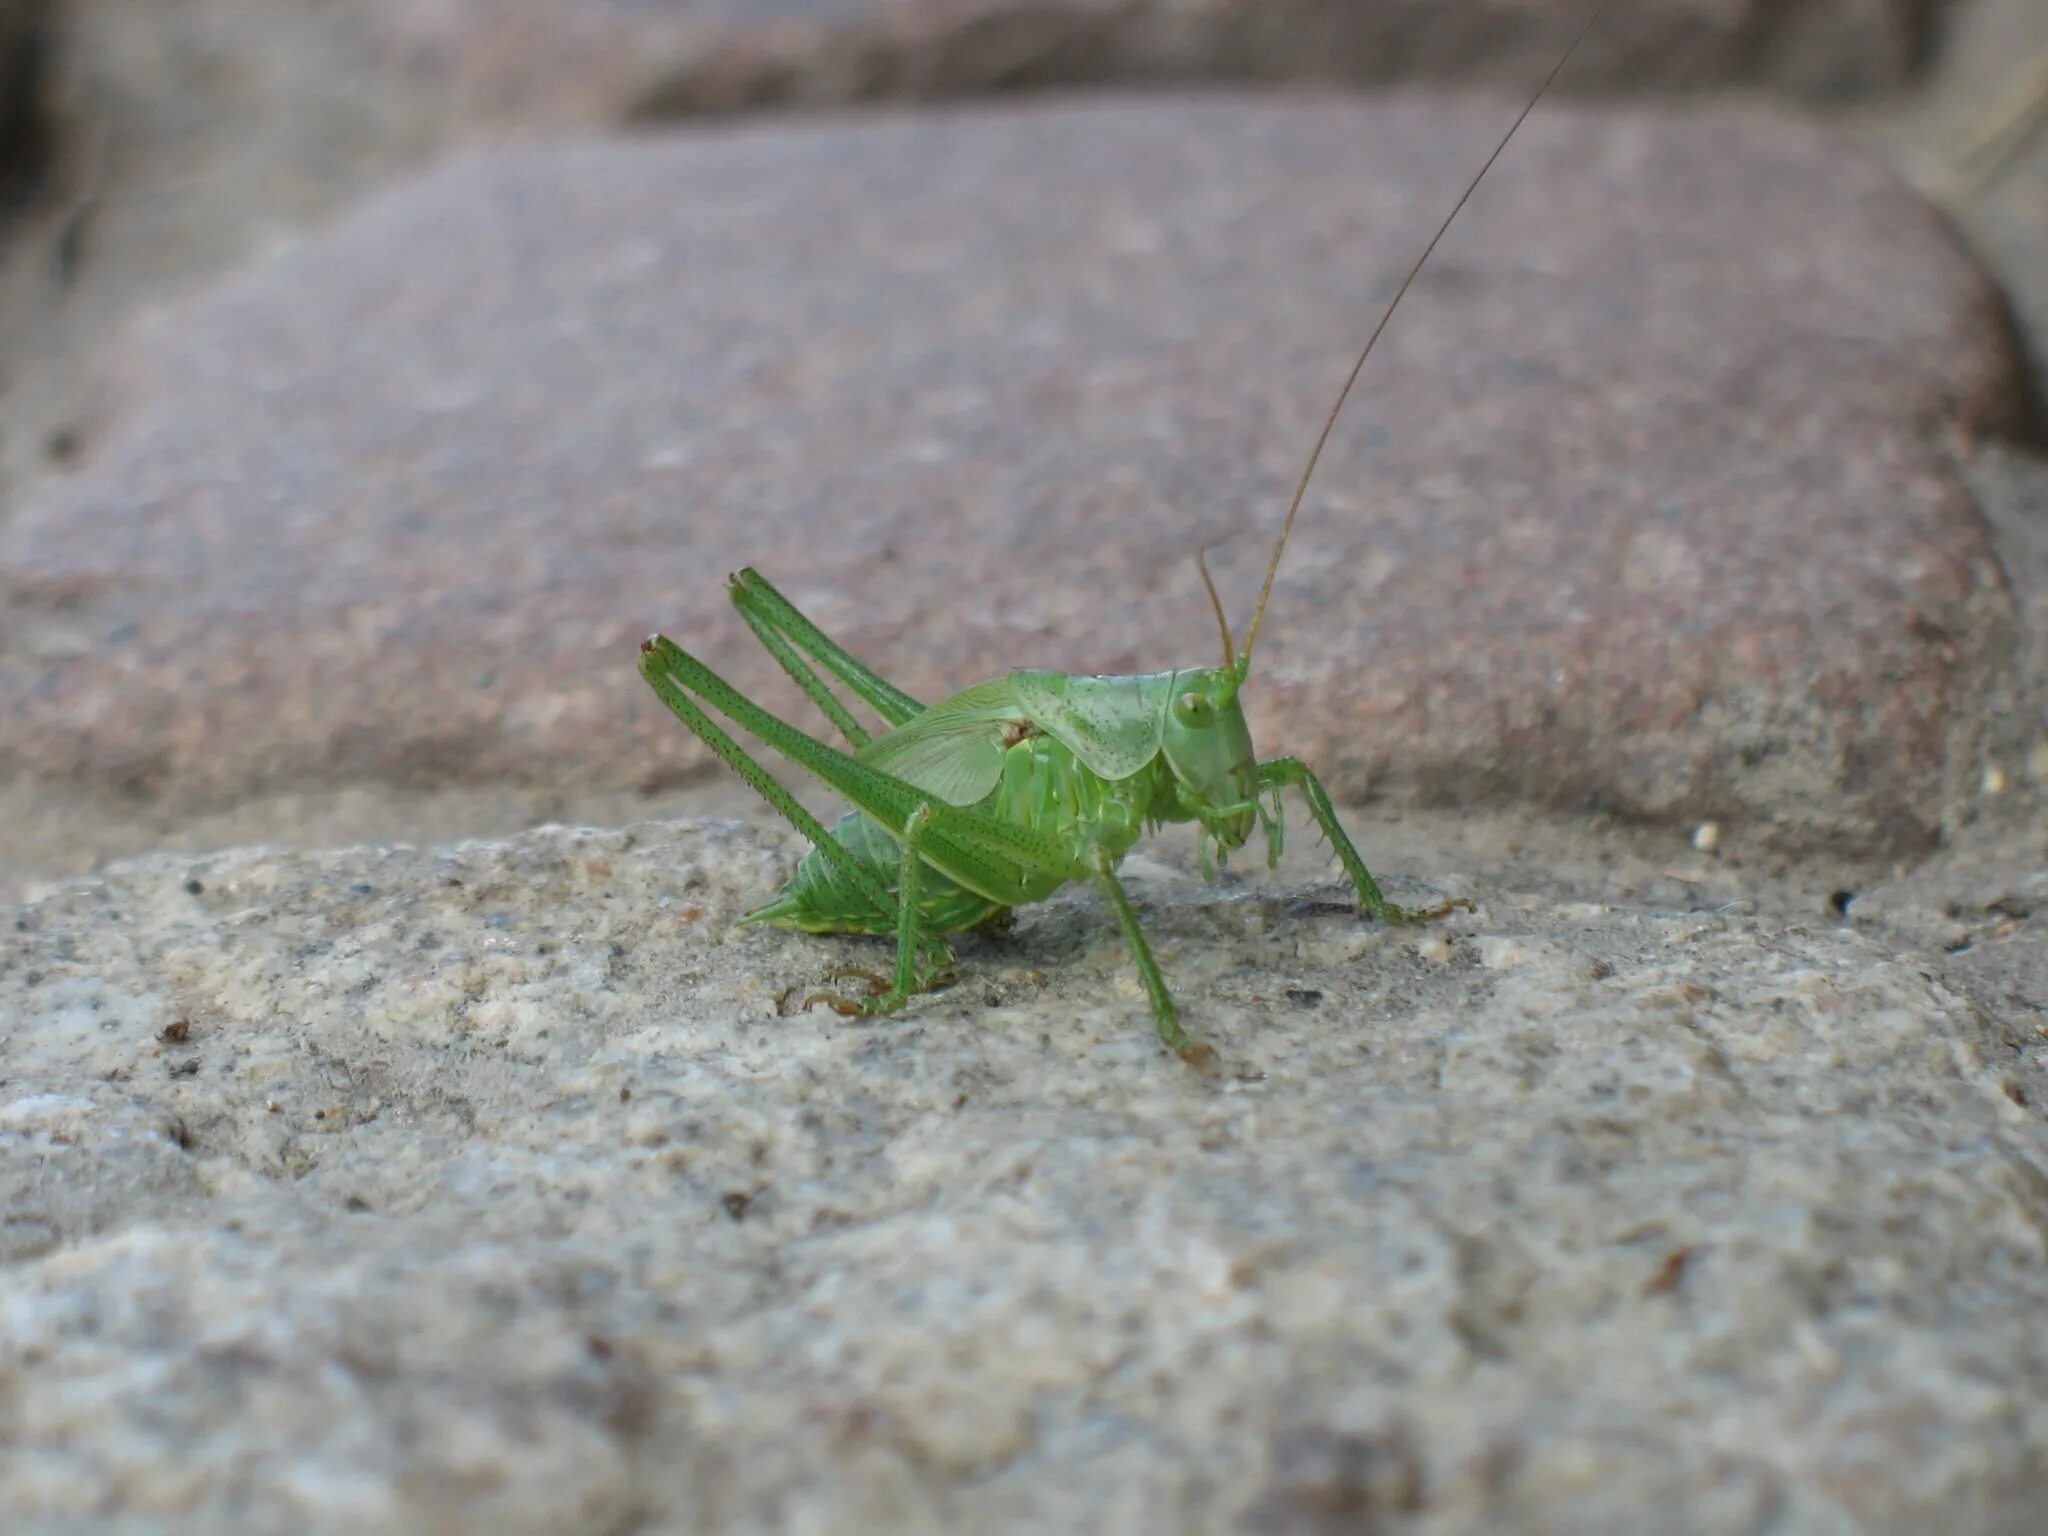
{"left": 0, "top": 0, "right": 2043, "bottom": 902}
{"left": 1, "top": 0, "right": 2040, "bottom": 517}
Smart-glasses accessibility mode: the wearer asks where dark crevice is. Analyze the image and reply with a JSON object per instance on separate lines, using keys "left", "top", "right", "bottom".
{"left": 0, "top": 0, "right": 55, "bottom": 226}
{"left": 623, "top": 0, "right": 1954, "bottom": 126}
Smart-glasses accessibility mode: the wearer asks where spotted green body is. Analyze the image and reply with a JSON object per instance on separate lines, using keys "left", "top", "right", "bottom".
{"left": 746, "top": 684, "right": 1208, "bottom": 937}
{"left": 639, "top": 574, "right": 1454, "bottom": 1061}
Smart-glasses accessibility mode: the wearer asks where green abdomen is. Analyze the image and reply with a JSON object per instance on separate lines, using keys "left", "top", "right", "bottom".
{"left": 745, "top": 810, "right": 1007, "bottom": 935}
{"left": 745, "top": 735, "right": 1170, "bottom": 937}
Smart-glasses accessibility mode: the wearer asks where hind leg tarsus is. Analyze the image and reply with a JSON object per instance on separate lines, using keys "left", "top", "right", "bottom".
{"left": 1406, "top": 896, "right": 1475, "bottom": 922}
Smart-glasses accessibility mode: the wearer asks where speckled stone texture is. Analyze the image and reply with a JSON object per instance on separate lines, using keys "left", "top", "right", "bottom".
{"left": 1, "top": 98, "right": 2033, "bottom": 852}
{"left": 3, "top": 821, "right": 2046, "bottom": 1532}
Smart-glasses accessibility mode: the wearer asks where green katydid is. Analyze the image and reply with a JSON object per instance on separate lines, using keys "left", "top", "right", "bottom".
{"left": 639, "top": 11, "right": 1603, "bottom": 1061}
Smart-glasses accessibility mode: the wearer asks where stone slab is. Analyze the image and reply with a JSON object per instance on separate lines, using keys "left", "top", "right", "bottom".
{"left": 2, "top": 822, "right": 2046, "bottom": 1530}
{"left": 0, "top": 98, "right": 2034, "bottom": 850}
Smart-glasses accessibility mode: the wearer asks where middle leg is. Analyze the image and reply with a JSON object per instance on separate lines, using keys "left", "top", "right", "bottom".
{"left": 806, "top": 802, "right": 952, "bottom": 1016}
{"left": 1091, "top": 844, "right": 1208, "bottom": 1062}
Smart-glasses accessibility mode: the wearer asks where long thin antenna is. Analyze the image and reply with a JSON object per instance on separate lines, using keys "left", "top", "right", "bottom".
{"left": 1194, "top": 541, "right": 1236, "bottom": 667}
{"left": 1236, "top": 3, "right": 1606, "bottom": 669}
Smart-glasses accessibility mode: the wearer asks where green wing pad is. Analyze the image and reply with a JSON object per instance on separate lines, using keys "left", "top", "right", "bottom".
{"left": 1009, "top": 671, "right": 1175, "bottom": 782}
{"left": 855, "top": 677, "right": 1026, "bottom": 807}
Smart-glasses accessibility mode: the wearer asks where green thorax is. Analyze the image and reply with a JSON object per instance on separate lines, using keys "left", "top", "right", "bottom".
{"left": 747, "top": 726, "right": 1176, "bottom": 937}
{"left": 747, "top": 662, "right": 1257, "bottom": 938}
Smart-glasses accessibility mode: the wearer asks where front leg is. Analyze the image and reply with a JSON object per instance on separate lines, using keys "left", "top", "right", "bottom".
{"left": 1256, "top": 757, "right": 1471, "bottom": 925}
{"left": 1090, "top": 844, "right": 1210, "bottom": 1064}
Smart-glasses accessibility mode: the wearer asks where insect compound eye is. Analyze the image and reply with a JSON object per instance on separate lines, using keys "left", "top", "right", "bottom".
{"left": 1173, "top": 691, "right": 1213, "bottom": 728}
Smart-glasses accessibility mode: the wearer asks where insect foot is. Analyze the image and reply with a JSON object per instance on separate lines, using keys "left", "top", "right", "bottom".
{"left": 801, "top": 989, "right": 881, "bottom": 1018}
{"left": 825, "top": 963, "right": 891, "bottom": 993}
{"left": 1391, "top": 896, "right": 1477, "bottom": 924}
{"left": 800, "top": 959, "right": 957, "bottom": 1017}
{"left": 800, "top": 963, "right": 893, "bottom": 1010}
{"left": 800, "top": 966, "right": 899, "bottom": 1016}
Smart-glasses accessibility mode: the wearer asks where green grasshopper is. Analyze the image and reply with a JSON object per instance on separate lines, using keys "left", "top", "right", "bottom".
{"left": 639, "top": 14, "right": 1600, "bottom": 1061}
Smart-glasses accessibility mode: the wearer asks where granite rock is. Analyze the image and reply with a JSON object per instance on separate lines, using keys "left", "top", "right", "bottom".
{"left": 0, "top": 0, "right": 1945, "bottom": 499}
{"left": 3, "top": 820, "right": 2047, "bottom": 1531}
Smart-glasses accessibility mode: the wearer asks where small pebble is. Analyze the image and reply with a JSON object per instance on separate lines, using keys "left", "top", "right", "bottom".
{"left": 1981, "top": 765, "right": 2007, "bottom": 796}
{"left": 1691, "top": 821, "right": 1721, "bottom": 854}
{"left": 1415, "top": 934, "right": 1453, "bottom": 964}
